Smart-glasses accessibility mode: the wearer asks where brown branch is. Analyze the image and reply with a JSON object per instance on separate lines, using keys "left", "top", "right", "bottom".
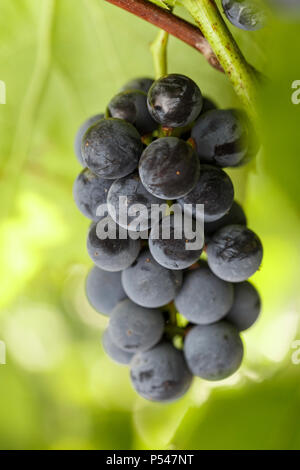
{"left": 104, "top": 0, "right": 224, "bottom": 73}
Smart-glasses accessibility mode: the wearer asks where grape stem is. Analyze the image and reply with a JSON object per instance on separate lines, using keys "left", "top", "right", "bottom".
{"left": 182, "top": 0, "right": 258, "bottom": 118}
{"left": 167, "top": 301, "right": 178, "bottom": 326}
{"left": 165, "top": 324, "right": 186, "bottom": 338}
{"left": 103, "top": 0, "right": 223, "bottom": 73}
{"left": 150, "top": 29, "right": 169, "bottom": 78}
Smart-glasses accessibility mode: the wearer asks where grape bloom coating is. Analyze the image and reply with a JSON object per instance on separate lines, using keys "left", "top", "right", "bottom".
{"left": 73, "top": 74, "right": 263, "bottom": 403}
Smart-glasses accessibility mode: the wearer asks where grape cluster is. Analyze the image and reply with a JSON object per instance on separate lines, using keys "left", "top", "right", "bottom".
{"left": 73, "top": 73, "right": 263, "bottom": 403}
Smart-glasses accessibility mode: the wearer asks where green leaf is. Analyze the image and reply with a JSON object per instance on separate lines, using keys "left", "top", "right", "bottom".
{"left": 172, "top": 369, "right": 300, "bottom": 450}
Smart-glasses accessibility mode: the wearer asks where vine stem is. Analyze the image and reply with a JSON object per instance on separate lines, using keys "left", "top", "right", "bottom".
{"left": 182, "top": 0, "right": 258, "bottom": 119}
{"left": 150, "top": 29, "right": 169, "bottom": 78}
{"left": 104, "top": 0, "right": 223, "bottom": 72}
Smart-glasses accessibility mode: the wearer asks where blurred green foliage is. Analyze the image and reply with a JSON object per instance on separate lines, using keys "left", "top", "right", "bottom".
{"left": 0, "top": 0, "right": 299, "bottom": 450}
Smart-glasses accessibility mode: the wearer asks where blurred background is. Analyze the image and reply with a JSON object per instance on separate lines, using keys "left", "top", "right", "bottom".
{"left": 0, "top": 0, "right": 300, "bottom": 450}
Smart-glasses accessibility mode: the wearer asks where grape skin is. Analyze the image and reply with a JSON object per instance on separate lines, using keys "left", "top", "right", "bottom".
{"left": 102, "top": 329, "right": 134, "bottom": 365}
{"left": 73, "top": 168, "right": 113, "bottom": 221}
{"left": 206, "top": 224, "right": 263, "bottom": 282}
{"left": 184, "top": 322, "right": 244, "bottom": 380}
{"left": 87, "top": 222, "right": 141, "bottom": 272}
{"left": 130, "top": 342, "right": 193, "bottom": 402}
{"left": 85, "top": 266, "right": 126, "bottom": 315}
{"left": 205, "top": 201, "right": 247, "bottom": 236}
{"left": 108, "top": 299, "right": 164, "bottom": 353}
{"left": 147, "top": 74, "right": 203, "bottom": 128}
{"left": 121, "top": 77, "right": 154, "bottom": 94}
{"left": 175, "top": 264, "right": 234, "bottom": 325}
{"left": 82, "top": 118, "right": 143, "bottom": 179}
{"left": 139, "top": 137, "right": 200, "bottom": 200}
{"left": 73, "top": 77, "right": 264, "bottom": 399}
{"left": 177, "top": 164, "right": 234, "bottom": 223}
{"left": 149, "top": 215, "right": 203, "bottom": 270}
{"left": 121, "top": 250, "right": 182, "bottom": 308}
{"left": 191, "top": 109, "right": 249, "bottom": 168}
{"left": 107, "top": 172, "right": 161, "bottom": 232}
{"left": 107, "top": 90, "right": 157, "bottom": 135}
{"left": 201, "top": 97, "right": 217, "bottom": 114}
{"left": 74, "top": 114, "right": 104, "bottom": 166}
{"left": 222, "top": 0, "right": 265, "bottom": 31}
{"left": 225, "top": 281, "right": 261, "bottom": 331}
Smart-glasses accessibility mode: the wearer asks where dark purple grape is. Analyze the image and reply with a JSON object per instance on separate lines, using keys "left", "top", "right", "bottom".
{"left": 107, "top": 172, "right": 161, "bottom": 232}
{"left": 222, "top": 0, "right": 265, "bottom": 31}
{"left": 82, "top": 118, "right": 143, "bottom": 179}
{"left": 121, "top": 77, "right": 154, "bottom": 94}
{"left": 191, "top": 109, "right": 249, "bottom": 168}
{"left": 201, "top": 97, "right": 217, "bottom": 114}
{"left": 206, "top": 224, "right": 263, "bottom": 282}
{"left": 130, "top": 342, "right": 193, "bottom": 402}
{"left": 177, "top": 164, "right": 234, "bottom": 223}
{"left": 139, "top": 137, "right": 200, "bottom": 200}
{"left": 87, "top": 222, "right": 140, "bottom": 272}
{"left": 74, "top": 114, "right": 104, "bottom": 166}
{"left": 184, "top": 322, "right": 244, "bottom": 380}
{"left": 85, "top": 266, "right": 126, "bottom": 315}
{"left": 205, "top": 201, "right": 247, "bottom": 236}
{"left": 121, "top": 250, "right": 182, "bottom": 308}
{"left": 175, "top": 263, "right": 234, "bottom": 325}
{"left": 108, "top": 299, "right": 164, "bottom": 353}
{"left": 225, "top": 281, "right": 261, "bottom": 331}
{"left": 107, "top": 90, "right": 157, "bottom": 135}
{"left": 147, "top": 74, "right": 203, "bottom": 128}
{"left": 149, "top": 214, "right": 204, "bottom": 270}
{"left": 73, "top": 168, "right": 113, "bottom": 221}
{"left": 102, "top": 329, "right": 134, "bottom": 365}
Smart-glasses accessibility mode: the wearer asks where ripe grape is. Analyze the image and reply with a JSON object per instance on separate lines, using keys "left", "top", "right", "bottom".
{"left": 85, "top": 266, "right": 126, "bottom": 315}
{"left": 225, "top": 281, "right": 261, "bottom": 331}
{"left": 147, "top": 74, "right": 203, "bottom": 128}
{"left": 130, "top": 342, "right": 193, "bottom": 402}
{"left": 149, "top": 214, "right": 203, "bottom": 270}
{"left": 121, "top": 77, "right": 154, "bottom": 94}
{"left": 82, "top": 118, "right": 143, "bottom": 179}
{"left": 191, "top": 109, "right": 249, "bottom": 167}
{"left": 87, "top": 222, "right": 140, "bottom": 272}
{"left": 73, "top": 168, "right": 113, "bottom": 221}
{"left": 107, "top": 172, "right": 161, "bottom": 232}
{"left": 74, "top": 114, "right": 104, "bottom": 166}
{"left": 206, "top": 224, "right": 263, "bottom": 282}
{"left": 177, "top": 164, "right": 234, "bottom": 223}
{"left": 73, "top": 72, "right": 263, "bottom": 399}
{"left": 184, "top": 322, "right": 244, "bottom": 380}
{"left": 121, "top": 250, "right": 182, "bottom": 308}
{"left": 139, "top": 137, "right": 200, "bottom": 200}
{"left": 107, "top": 90, "right": 157, "bottom": 135}
{"left": 175, "top": 264, "right": 234, "bottom": 324}
{"left": 108, "top": 299, "right": 164, "bottom": 353}
{"left": 102, "top": 329, "right": 134, "bottom": 365}
{"left": 205, "top": 201, "right": 247, "bottom": 236}
{"left": 201, "top": 97, "right": 217, "bottom": 114}
{"left": 222, "top": 0, "right": 265, "bottom": 31}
